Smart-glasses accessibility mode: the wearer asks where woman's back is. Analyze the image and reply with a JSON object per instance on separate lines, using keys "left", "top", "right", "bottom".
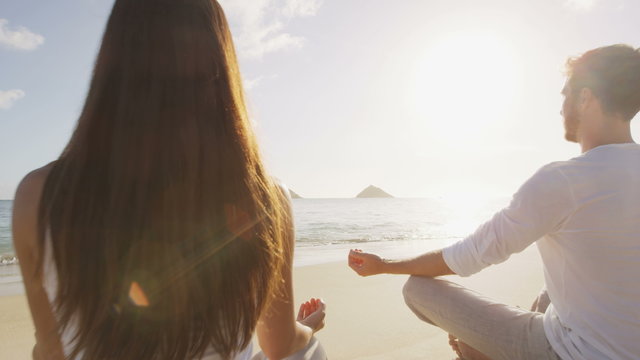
{"left": 11, "top": 0, "right": 327, "bottom": 358}
{"left": 41, "top": 227, "right": 254, "bottom": 360}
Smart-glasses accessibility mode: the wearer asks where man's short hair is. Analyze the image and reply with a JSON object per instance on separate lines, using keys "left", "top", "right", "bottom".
{"left": 566, "top": 44, "right": 640, "bottom": 121}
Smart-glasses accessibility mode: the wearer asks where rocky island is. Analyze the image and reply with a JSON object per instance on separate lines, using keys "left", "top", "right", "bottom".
{"left": 355, "top": 185, "right": 393, "bottom": 198}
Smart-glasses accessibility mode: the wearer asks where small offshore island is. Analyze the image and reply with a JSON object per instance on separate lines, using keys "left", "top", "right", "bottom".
{"left": 355, "top": 185, "right": 393, "bottom": 198}
{"left": 289, "top": 189, "right": 302, "bottom": 199}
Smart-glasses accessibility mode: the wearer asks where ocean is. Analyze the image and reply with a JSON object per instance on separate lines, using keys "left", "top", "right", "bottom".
{"left": 0, "top": 201, "right": 14, "bottom": 265}
{"left": 0, "top": 197, "right": 508, "bottom": 295}
{"left": 290, "top": 197, "right": 508, "bottom": 265}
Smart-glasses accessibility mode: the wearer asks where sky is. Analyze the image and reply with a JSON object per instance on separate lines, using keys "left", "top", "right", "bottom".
{"left": 1, "top": 0, "right": 639, "bottom": 199}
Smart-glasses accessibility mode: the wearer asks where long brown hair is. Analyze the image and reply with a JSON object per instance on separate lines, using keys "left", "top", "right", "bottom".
{"left": 36, "top": 1, "right": 286, "bottom": 358}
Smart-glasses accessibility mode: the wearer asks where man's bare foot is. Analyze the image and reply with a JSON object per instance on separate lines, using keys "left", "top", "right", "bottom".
{"left": 448, "top": 334, "right": 463, "bottom": 359}
{"left": 447, "top": 334, "right": 492, "bottom": 360}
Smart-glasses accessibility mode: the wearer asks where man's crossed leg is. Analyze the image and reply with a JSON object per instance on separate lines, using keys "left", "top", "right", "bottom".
{"left": 402, "top": 276, "right": 559, "bottom": 360}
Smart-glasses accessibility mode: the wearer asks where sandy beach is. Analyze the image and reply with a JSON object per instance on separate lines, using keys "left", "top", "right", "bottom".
{"left": 0, "top": 246, "right": 543, "bottom": 359}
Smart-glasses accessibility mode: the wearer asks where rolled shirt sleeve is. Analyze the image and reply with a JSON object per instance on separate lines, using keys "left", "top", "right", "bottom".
{"left": 442, "top": 163, "right": 575, "bottom": 277}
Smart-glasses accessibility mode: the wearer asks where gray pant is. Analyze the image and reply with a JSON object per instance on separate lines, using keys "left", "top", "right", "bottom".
{"left": 403, "top": 276, "right": 560, "bottom": 360}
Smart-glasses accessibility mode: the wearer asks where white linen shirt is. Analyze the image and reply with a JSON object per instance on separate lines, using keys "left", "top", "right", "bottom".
{"left": 442, "top": 143, "right": 640, "bottom": 360}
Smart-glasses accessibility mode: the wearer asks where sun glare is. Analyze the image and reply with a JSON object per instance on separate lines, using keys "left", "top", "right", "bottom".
{"left": 440, "top": 192, "right": 491, "bottom": 236}
{"left": 410, "top": 32, "right": 521, "bottom": 143}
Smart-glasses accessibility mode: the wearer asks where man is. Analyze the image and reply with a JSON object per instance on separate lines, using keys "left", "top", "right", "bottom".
{"left": 348, "top": 44, "right": 640, "bottom": 360}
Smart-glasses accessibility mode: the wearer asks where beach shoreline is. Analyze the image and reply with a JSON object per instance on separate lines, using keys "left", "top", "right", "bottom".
{"left": 0, "top": 264, "right": 23, "bottom": 297}
{"left": 0, "top": 246, "right": 543, "bottom": 359}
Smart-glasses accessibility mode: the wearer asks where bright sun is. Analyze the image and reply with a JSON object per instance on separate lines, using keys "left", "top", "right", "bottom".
{"left": 410, "top": 32, "right": 520, "bottom": 143}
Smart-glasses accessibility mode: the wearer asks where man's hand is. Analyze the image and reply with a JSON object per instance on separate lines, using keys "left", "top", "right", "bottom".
{"left": 348, "top": 249, "right": 387, "bottom": 276}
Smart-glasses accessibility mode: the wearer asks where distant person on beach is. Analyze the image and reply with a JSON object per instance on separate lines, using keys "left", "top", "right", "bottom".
{"left": 12, "top": 1, "right": 326, "bottom": 359}
{"left": 349, "top": 44, "right": 640, "bottom": 360}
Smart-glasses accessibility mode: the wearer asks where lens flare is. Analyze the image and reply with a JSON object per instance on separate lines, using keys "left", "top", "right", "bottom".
{"left": 224, "top": 204, "right": 254, "bottom": 240}
{"left": 129, "top": 281, "right": 150, "bottom": 307}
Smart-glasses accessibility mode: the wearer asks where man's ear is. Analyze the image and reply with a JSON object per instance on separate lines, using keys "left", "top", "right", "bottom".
{"left": 579, "top": 87, "right": 594, "bottom": 110}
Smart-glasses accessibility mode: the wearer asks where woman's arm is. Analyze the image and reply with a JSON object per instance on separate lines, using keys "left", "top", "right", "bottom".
{"left": 255, "top": 185, "right": 325, "bottom": 360}
{"left": 12, "top": 165, "right": 65, "bottom": 359}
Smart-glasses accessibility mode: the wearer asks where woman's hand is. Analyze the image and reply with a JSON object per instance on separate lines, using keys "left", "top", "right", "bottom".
{"left": 296, "top": 298, "right": 326, "bottom": 333}
{"left": 348, "top": 249, "right": 387, "bottom": 277}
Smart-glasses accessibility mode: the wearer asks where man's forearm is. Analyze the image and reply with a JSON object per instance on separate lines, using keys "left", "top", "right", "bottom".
{"left": 381, "top": 249, "right": 455, "bottom": 277}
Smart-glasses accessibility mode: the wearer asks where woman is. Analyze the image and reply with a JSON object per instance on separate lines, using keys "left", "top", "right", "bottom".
{"left": 12, "top": 0, "right": 326, "bottom": 359}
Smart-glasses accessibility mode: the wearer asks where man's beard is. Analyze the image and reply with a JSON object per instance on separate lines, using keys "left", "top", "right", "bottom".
{"left": 564, "top": 121, "right": 578, "bottom": 142}
{"left": 563, "top": 105, "right": 580, "bottom": 143}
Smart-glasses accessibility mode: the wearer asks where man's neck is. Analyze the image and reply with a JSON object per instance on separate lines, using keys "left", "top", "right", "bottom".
{"left": 580, "top": 131, "right": 635, "bottom": 153}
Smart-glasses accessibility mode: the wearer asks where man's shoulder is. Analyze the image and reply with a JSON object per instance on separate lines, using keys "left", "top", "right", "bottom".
{"left": 532, "top": 161, "right": 573, "bottom": 180}
{"left": 515, "top": 161, "right": 574, "bottom": 199}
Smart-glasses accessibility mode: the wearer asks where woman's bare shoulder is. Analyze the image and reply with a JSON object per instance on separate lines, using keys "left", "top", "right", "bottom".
{"left": 12, "top": 162, "right": 56, "bottom": 250}
{"left": 14, "top": 162, "right": 55, "bottom": 209}
{"left": 17, "top": 162, "right": 54, "bottom": 191}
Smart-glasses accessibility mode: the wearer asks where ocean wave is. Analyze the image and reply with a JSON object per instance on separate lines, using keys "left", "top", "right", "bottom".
{"left": 296, "top": 234, "right": 463, "bottom": 245}
{"left": 0, "top": 255, "right": 18, "bottom": 266}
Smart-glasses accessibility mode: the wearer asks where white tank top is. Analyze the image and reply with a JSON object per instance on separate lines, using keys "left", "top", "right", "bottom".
{"left": 42, "top": 231, "right": 253, "bottom": 360}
